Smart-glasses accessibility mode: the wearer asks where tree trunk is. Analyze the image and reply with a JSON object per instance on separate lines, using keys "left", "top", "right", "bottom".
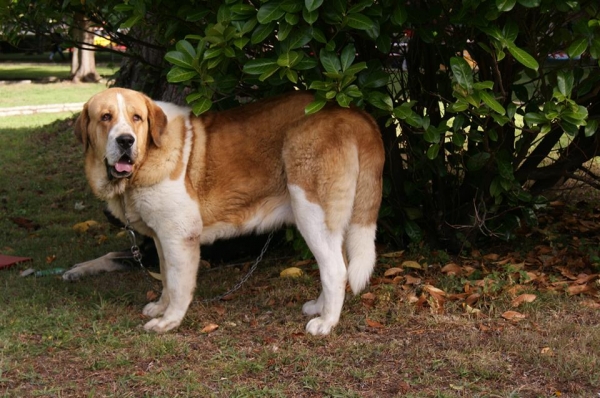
{"left": 70, "top": 13, "right": 100, "bottom": 83}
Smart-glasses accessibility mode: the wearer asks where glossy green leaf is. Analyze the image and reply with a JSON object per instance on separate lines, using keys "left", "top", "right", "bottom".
{"left": 506, "top": 42, "right": 539, "bottom": 70}
{"left": 319, "top": 49, "right": 341, "bottom": 74}
{"left": 450, "top": 57, "right": 473, "bottom": 91}
{"left": 557, "top": 70, "right": 574, "bottom": 97}
{"left": 524, "top": 112, "right": 547, "bottom": 126}
{"left": 191, "top": 97, "right": 212, "bottom": 115}
{"left": 496, "top": 0, "right": 516, "bottom": 12}
{"left": 305, "top": 0, "right": 324, "bottom": 12}
{"left": 480, "top": 90, "right": 506, "bottom": 115}
{"left": 346, "top": 13, "right": 374, "bottom": 30}
{"left": 366, "top": 91, "right": 393, "bottom": 111}
{"left": 167, "top": 67, "right": 197, "bottom": 83}
{"left": 585, "top": 119, "right": 598, "bottom": 137}
{"left": 257, "top": 2, "right": 285, "bottom": 23}
{"left": 243, "top": 58, "right": 278, "bottom": 74}
{"left": 340, "top": 44, "right": 356, "bottom": 72}
{"left": 251, "top": 22, "right": 275, "bottom": 43}
{"left": 305, "top": 98, "right": 327, "bottom": 115}
{"left": 165, "top": 51, "right": 193, "bottom": 68}
{"left": 567, "top": 37, "right": 588, "bottom": 59}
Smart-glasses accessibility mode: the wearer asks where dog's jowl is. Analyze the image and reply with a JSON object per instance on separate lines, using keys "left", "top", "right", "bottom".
{"left": 71, "top": 88, "right": 384, "bottom": 335}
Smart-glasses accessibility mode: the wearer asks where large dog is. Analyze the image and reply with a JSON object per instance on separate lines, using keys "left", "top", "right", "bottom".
{"left": 68, "top": 88, "right": 384, "bottom": 335}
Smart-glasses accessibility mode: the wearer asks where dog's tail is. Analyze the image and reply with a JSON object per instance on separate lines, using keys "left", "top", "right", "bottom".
{"left": 345, "top": 117, "right": 385, "bottom": 295}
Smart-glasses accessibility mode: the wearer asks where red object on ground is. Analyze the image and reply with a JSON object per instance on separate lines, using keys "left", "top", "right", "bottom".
{"left": 0, "top": 254, "right": 32, "bottom": 270}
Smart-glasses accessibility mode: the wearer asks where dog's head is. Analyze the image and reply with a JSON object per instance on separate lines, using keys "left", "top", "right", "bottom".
{"left": 75, "top": 88, "right": 167, "bottom": 183}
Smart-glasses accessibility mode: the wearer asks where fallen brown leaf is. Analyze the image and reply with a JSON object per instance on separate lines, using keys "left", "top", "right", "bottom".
{"left": 366, "top": 319, "right": 385, "bottom": 328}
{"left": 381, "top": 250, "right": 405, "bottom": 258}
{"left": 280, "top": 267, "right": 303, "bottom": 278}
{"left": 146, "top": 290, "right": 159, "bottom": 301}
{"left": 511, "top": 293, "right": 537, "bottom": 307}
{"left": 502, "top": 310, "right": 526, "bottom": 321}
{"left": 465, "top": 293, "right": 480, "bottom": 306}
{"left": 567, "top": 284, "right": 593, "bottom": 296}
{"left": 404, "top": 275, "right": 421, "bottom": 285}
{"left": 441, "top": 262, "right": 462, "bottom": 275}
{"left": 401, "top": 260, "right": 423, "bottom": 270}
{"left": 384, "top": 267, "right": 403, "bottom": 277}
{"left": 361, "top": 292, "right": 376, "bottom": 307}
{"left": 201, "top": 323, "right": 219, "bottom": 334}
{"left": 581, "top": 300, "right": 600, "bottom": 309}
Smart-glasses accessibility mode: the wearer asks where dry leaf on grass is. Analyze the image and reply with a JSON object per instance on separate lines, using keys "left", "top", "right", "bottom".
{"left": 72, "top": 220, "right": 99, "bottom": 233}
{"left": 381, "top": 251, "right": 405, "bottom": 258}
{"left": 366, "top": 319, "right": 384, "bottom": 328}
{"left": 567, "top": 284, "right": 593, "bottom": 295}
{"left": 465, "top": 293, "right": 480, "bottom": 305}
{"left": 540, "top": 347, "right": 554, "bottom": 356}
{"left": 581, "top": 300, "right": 600, "bottom": 309}
{"left": 502, "top": 310, "right": 527, "bottom": 321}
{"left": 511, "top": 293, "right": 537, "bottom": 307}
{"left": 384, "top": 267, "right": 403, "bottom": 277}
{"left": 148, "top": 271, "right": 162, "bottom": 281}
{"left": 404, "top": 275, "right": 421, "bottom": 285}
{"left": 280, "top": 267, "right": 303, "bottom": 278}
{"left": 441, "top": 262, "right": 462, "bottom": 275}
{"left": 401, "top": 260, "right": 423, "bottom": 270}
{"left": 201, "top": 323, "right": 219, "bottom": 334}
{"left": 146, "top": 290, "right": 159, "bottom": 301}
{"left": 361, "top": 292, "right": 376, "bottom": 307}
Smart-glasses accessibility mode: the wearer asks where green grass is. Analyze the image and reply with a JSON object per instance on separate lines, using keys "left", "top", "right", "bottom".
{"left": 1, "top": 105, "right": 599, "bottom": 397}
{"left": 0, "top": 82, "right": 106, "bottom": 108}
{"left": 0, "top": 62, "right": 119, "bottom": 81}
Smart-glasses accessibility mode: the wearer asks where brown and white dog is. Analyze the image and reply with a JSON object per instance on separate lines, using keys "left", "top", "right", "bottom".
{"left": 67, "top": 88, "right": 384, "bottom": 335}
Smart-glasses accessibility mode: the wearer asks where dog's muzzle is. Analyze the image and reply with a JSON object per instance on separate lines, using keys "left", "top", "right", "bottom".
{"left": 106, "top": 134, "right": 135, "bottom": 180}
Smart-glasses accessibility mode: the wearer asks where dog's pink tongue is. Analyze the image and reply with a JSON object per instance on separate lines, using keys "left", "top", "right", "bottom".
{"left": 115, "top": 161, "right": 132, "bottom": 173}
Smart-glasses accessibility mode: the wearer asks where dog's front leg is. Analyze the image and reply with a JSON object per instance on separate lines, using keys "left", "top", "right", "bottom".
{"left": 142, "top": 238, "right": 170, "bottom": 318}
{"left": 143, "top": 232, "right": 201, "bottom": 333}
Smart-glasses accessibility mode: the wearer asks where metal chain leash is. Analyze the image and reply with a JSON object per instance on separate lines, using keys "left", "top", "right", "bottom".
{"left": 202, "top": 231, "right": 274, "bottom": 303}
{"left": 124, "top": 218, "right": 274, "bottom": 303}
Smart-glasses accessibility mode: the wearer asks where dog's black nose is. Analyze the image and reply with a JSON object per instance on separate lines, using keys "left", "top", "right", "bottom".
{"left": 116, "top": 134, "right": 135, "bottom": 149}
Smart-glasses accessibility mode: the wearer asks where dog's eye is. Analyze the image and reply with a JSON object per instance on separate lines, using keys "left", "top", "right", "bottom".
{"left": 133, "top": 114, "right": 142, "bottom": 122}
{"left": 101, "top": 113, "right": 112, "bottom": 122}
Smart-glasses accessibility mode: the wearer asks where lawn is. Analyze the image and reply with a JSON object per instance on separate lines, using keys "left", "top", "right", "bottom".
{"left": 0, "top": 82, "right": 106, "bottom": 108}
{"left": 0, "top": 105, "right": 599, "bottom": 397}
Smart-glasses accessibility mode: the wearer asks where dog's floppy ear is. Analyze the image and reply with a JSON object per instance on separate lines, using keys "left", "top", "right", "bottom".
{"left": 74, "top": 103, "right": 89, "bottom": 150}
{"left": 146, "top": 97, "right": 167, "bottom": 148}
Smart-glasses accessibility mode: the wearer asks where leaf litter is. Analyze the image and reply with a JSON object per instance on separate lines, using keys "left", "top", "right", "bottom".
{"left": 373, "top": 201, "right": 600, "bottom": 322}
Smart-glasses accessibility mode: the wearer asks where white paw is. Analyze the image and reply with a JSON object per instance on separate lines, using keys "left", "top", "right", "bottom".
{"left": 305, "top": 317, "right": 336, "bottom": 336}
{"left": 62, "top": 268, "right": 83, "bottom": 281}
{"left": 302, "top": 299, "right": 323, "bottom": 316}
{"left": 143, "top": 301, "right": 168, "bottom": 318}
{"left": 143, "top": 317, "right": 181, "bottom": 333}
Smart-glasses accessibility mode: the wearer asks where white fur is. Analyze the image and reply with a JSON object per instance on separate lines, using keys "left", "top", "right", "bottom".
{"left": 288, "top": 185, "right": 347, "bottom": 335}
{"left": 346, "top": 224, "right": 377, "bottom": 294}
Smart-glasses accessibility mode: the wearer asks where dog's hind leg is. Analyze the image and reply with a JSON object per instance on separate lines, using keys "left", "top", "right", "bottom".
{"left": 62, "top": 251, "right": 131, "bottom": 281}
{"left": 289, "top": 185, "right": 351, "bottom": 336}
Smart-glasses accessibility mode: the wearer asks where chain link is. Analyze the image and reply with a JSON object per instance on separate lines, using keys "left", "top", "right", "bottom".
{"left": 201, "top": 231, "right": 274, "bottom": 303}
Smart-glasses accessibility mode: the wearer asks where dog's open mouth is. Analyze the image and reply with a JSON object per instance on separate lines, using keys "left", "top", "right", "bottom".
{"left": 106, "top": 155, "right": 134, "bottom": 179}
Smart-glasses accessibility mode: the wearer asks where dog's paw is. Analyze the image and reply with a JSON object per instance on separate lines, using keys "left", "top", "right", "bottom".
{"left": 62, "top": 268, "right": 83, "bottom": 281}
{"left": 302, "top": 299, "right": 323, "bottom": 316}
{"left": 143, "top": 301, "right": 168, "bottom": 318}
{"left": 143, "top": 317, "right": 181, "bottom": 333}
{"left": 305, "top": 317, "right": 336, "bottom": 336}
